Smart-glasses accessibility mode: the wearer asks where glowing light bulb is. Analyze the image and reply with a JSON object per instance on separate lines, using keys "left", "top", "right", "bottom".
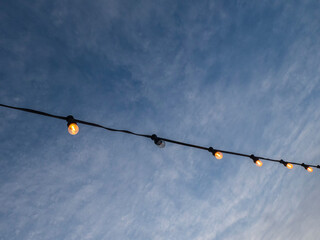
{"left": 307, "top": 167, "right": 313, "bottom": 173}
{"left": 68, "top": 123, "right": 79, "bottom": 135}
{"left": 214, "top": 151, "right": 223, "bottom": 160}
{"left": 255, "top": 160, "right": 263, "bottom": 167}
{"left": 286, "top": 163, "right": 293, "bottom": 169}
{"left": 250, "top": 155, "right": 262, "bottom": 167}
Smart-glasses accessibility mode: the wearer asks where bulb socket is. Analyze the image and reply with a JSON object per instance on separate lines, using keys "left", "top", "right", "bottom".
{"left": 208, "top": 147, "right": 217, "bottom": 155}
{"left": 250, "top": 154, "right": 258, "bottom": 163}
{"left": 66, "top": 115, "right": 76, "bottom": 126}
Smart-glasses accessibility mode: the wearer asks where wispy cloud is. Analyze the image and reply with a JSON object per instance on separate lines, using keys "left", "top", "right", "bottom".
{"left": 1, "top": 0, "right": 320, "bottom": 239}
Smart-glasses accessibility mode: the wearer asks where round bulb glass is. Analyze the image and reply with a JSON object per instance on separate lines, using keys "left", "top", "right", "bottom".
{"left": 307, "top": 167, "right": 313, "bottom": 173}
{"left": 255, "top": 160, "right": 263, "bottom": 167}
{"left": 286, "top": 163, "right": 293, "bottom": 169}
{"left": 158, "top": 140, "right": 165, "bottom": 148}
{"left": 68, "top": 123, "right": 79, "bottom": 135}
{"left": 155, "top": 139, "right": 165, "bottom": 148}
{"left": 214, "top": 151, "right": 223, "bottom": 160}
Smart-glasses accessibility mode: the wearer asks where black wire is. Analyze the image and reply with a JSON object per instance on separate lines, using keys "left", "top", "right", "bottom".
{"left": 1, "top": 103, "right": 319, "bottom": 170}
{"left": 75, "top": 119, "right": 151, "bottom": 138}
{"left": 0, "top": 103, "right": 67, "bottom": 120}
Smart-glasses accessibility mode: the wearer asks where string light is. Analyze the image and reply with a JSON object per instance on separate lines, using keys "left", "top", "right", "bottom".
{"left": 215, "top": 151, "right": 223, "bottom": 160}
{"left": 67, "top": 115, "right": 79, "bottom": 135}
{"left": 302, "top": 163, "right": 313, "bottom": 173}
{"left": 256, "top": 160, "right": 263, "bottom": 167}
{"left": 280, "top": 159, "right": 293, "bottom": 169}
{"left": 151, "top": 134, "right": 165, "bottom": 148}
{"left": 208, "top": 147, "right": 223, "bottom": 159}
{"left": 286, "top": 163, "right": 293, "bottom": 169}
{"left": 0, "top": 103, "right": 318, "bottom": 174}
{"left": 250, "top": 155, "right": 263, "bottom": 167}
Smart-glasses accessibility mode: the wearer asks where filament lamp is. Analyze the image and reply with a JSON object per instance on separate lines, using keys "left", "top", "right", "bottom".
{"left": 280, "top": 160, "right": 293, "bottom": 169}
{"left": 66, "top": 115, "right": 79, "bottom": 135}
{"left": 302, "top": 163, "right": 313, "bottom": 173}
{"left": 208, "top": 147, "right": 223, "bottom": 160}
{"left": 250, "top": 155, "right": 263, "bottom": 167}
{"left": 286, "top": 163, "right": 293, "bottom": 169}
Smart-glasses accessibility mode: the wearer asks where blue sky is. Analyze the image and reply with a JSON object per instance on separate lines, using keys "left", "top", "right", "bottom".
{"left": 1, "top": 0, "right": 320, "bottom": 239}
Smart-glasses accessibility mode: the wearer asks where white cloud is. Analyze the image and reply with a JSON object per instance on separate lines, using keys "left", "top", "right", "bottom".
{"left": 1, "top": 0, "right": 320, "bottom": 239}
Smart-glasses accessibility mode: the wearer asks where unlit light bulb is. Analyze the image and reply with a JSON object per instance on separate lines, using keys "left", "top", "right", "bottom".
{"left": 151, "top": 134, "right": 165, "bottom": 148}
{"left": 155, "top": 139, "right": 165, "bottom": 148}
{"left": 68, "top": 123, "right": 79, "bottom": 135}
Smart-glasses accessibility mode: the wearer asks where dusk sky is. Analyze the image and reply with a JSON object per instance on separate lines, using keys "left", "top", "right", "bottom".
{"left": 1, "top": 0, "right": 320, "bottom": 239}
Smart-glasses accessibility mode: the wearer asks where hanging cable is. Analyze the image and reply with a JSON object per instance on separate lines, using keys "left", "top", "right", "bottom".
{"left": 0, "top": 103, "right": 319, "bottom": 172}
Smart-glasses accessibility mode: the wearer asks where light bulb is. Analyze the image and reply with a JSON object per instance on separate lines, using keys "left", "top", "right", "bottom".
{"left": 156, "top": 139, "right": 166, "bottom": 148}
{"left": 68, "top": 123, "right": 79, "bottom": 135}
{"left": 286, "top": 163, "right": 293, "bottom": 169}
{"left": 151, "top": 134, "right": 165, "bottom": 148}
{"left": 214, "top": 151, "right": 223, "bottom": 159}
{"left": 255, "top": 160, "right": 263, "bottom": 167}
{"left": 307, "top": 167, "right": 313, "bottom": 173}
{"left": 302, "top": 163, "right": 313, "bottom": 173}
{"left": 250, "top": 155, "right": 262, "bottom": 167}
